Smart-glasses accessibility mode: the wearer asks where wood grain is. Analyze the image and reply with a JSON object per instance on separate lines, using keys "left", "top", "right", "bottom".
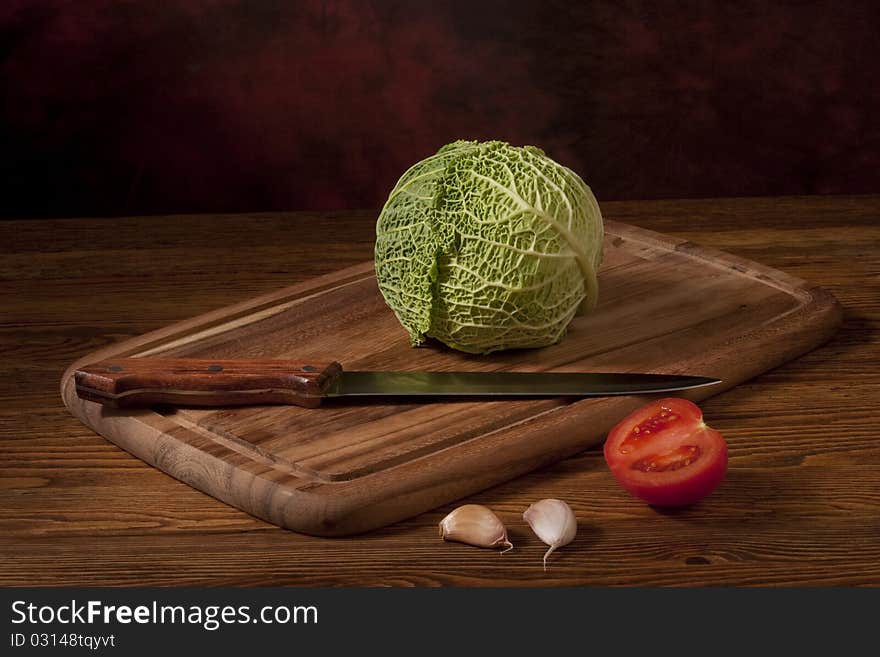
{"left": 59, "top": 219, "right": 839, "bottom": 536}
{"left": 1, "top": 196, "right": 879, "bottom": 585}
{"left": 73, "top": 358, "right": 342, "bottom": 408}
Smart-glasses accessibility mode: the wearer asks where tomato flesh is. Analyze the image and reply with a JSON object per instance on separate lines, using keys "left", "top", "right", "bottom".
{"left": 604, "top": 398, "right": 728, "bottom": 507}
{"left": 630, "top": 444, "right": 701, "bottom": 472}
{"left": 619, "top": 406, "right": 683, "bottom": 453}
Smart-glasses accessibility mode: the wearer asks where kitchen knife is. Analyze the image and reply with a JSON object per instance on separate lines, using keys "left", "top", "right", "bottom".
{"left": 74, "top": 358, "right": 720, "bottom": 409}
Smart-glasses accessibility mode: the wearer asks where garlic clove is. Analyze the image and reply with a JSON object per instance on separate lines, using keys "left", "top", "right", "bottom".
{"left": 523, "top": 499, "right": 577, "bottom": 570}
{"left": 439, "top": 504, "right": 513, "bottom": 552}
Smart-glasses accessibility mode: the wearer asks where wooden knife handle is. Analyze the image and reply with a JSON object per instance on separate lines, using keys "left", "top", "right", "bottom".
{"left": 74, "top": 358, "right": 343, "bottom": 408}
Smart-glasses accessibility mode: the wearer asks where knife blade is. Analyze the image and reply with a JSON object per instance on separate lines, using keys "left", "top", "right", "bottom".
{"left": 74, "top": 358, "right": 721, "bottom": 409}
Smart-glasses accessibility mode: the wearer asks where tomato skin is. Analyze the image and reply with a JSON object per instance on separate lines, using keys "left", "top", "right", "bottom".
{"left": 604, "top": 398, "right": 728, "bottom": 507}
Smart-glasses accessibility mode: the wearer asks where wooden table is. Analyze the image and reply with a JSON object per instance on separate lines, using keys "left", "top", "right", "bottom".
{"left": 2, "top": 196, "right": 878, "bottom": 586}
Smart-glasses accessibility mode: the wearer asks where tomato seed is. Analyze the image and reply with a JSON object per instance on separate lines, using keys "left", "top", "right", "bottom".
{"left": 630, "top": 445, "right": 702, "bottom": 472}
{"left": 621, "top": 410, "right": 680, "bottom": 450}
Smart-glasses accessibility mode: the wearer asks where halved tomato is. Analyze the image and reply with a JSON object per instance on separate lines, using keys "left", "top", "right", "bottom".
{"left": 603, "top": 398, "right": 728, "bottom": 507}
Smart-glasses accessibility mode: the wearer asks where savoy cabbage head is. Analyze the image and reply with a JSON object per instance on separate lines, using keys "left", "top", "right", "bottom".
{"left": 374, "top": 140, "right": 604, "bottom": 354}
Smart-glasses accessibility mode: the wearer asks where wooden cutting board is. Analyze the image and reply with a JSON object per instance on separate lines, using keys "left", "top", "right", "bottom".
{"left": 61, "top": 220, "right": 841, "bottom": 536}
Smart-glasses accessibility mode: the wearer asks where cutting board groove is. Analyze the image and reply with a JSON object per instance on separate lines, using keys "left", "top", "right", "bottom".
{"left": 62, "top": 220, "right": 841, "bottom": 535}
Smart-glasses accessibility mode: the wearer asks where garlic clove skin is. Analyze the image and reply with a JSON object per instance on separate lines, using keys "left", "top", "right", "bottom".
{"left": 439, "top": 504, "right": 513, "bottom": 552}
{"left": 523, "top": 499, "right": 577, "bottom": 570}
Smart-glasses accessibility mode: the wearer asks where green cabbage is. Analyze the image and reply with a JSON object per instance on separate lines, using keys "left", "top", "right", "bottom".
{"left": 374, "top": 139, "right": 604, "bottom": 354}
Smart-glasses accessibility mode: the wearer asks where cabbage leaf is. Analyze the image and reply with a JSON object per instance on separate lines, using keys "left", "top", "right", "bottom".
{"left": 375, "top": 140, "right": 603, "bottom": 354}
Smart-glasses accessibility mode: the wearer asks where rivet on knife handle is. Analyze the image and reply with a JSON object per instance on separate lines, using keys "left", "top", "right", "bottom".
{"left": 73, "top": 359, "right": 343, "bottom": 408}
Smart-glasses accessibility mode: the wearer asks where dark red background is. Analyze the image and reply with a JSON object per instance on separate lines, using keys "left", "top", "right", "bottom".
{"left": 2, "top": 1, "right": 879, "bottom": 218}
